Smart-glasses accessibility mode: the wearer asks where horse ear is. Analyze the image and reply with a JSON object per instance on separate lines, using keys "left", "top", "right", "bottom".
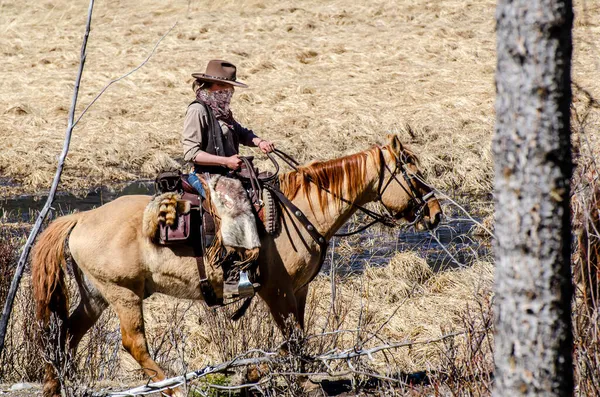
{"left": 389, "top": 134, "right": 403, "bottom": 153}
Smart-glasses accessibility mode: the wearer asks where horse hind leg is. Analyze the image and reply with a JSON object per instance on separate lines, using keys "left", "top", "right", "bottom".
{"left": 68, "top": 267, "right": 108, "bottom": 352}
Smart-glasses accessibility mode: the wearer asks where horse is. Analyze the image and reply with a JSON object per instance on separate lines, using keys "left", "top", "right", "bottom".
{"left": 31, "top": 135, "right": 442, "bottom": 396}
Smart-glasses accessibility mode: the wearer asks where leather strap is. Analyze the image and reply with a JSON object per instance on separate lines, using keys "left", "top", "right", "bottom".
{"left": 193, "top": 208, "right": 221, "bottom": 307}
{"left": 264, "top": 183, "right": 329, "bottom": 287}
{"left": 265, "top": 184, "right": 327, "bottom": 249}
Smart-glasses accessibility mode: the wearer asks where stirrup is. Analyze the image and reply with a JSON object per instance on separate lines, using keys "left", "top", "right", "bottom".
{"left": 237, "top": 271, "right": 255, "bottom": 298}
{"left": 223, "top": 270, "right": 261, "bottom": 299}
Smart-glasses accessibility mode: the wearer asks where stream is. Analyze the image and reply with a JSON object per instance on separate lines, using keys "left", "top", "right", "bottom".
{"left": 0, "top": 180, "right": 490, "bottom": 272}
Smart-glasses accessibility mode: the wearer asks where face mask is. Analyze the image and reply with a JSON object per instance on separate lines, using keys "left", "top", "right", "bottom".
{"left": 211, "top": 89, "right": 233, "bottom": 113}
{"left": 197, "top": 88, "right": 234, "bottom": 120}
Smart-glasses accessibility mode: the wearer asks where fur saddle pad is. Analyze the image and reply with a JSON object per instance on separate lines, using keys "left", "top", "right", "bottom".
{"left": 142, "top": 176, "right": 262, "bottom": 253}
{"left": 208, "top": 175, "right": 261, "bottom": 250}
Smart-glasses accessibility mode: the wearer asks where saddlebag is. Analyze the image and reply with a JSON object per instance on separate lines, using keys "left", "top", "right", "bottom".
{"left": 158, "top": 208, "right": 191, "bottom": 244}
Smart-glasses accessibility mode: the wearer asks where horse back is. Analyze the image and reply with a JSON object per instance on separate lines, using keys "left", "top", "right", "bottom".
{"left": 67, "top": 195, "right": 153, "bottom": 283}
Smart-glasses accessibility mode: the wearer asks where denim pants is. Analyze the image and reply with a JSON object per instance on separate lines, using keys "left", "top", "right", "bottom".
{"left": 187, "top": 172, "right": 206, "bottom": 198}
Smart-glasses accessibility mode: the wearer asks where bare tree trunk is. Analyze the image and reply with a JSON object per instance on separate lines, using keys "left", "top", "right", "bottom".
{"left": 493, "top": 0, "right": 574, "bottom": 395}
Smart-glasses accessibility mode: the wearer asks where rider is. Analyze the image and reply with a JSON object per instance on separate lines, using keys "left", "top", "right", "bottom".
{"left": 182, "top": 59, "right": 274, "bottom": 195}
{"left": 182, "top": 59, "right": 275, "bottom": 298}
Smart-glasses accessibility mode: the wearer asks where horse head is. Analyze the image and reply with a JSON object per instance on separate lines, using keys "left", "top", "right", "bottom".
{"left": 377, "top": 135, "right": 443, "bottom": 230}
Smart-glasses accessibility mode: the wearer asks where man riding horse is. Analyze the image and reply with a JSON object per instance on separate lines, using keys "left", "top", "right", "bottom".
{"left": 182, "top": 59, "right": 275, "bottom": 298}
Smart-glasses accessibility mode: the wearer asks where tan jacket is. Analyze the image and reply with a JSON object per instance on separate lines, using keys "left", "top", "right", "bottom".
{"left": 182, "top": 102, "right": 256, "bottom": 163}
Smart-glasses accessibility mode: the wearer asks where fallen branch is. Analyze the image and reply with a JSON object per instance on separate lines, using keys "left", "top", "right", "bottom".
{"left": 101, "top": 330, "right": 482, "bottom": 396}
{"left": 99, "top": 354, "right": 274, "bottom": 396}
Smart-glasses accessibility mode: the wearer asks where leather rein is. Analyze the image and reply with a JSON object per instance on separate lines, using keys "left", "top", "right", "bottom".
{"left": 254, "top": 147, "right": 437, "bottom": 292}
{"left": 269, "top": 147, "right": 436, "bottom": 238}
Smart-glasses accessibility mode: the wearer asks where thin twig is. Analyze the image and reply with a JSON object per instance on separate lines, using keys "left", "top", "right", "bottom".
{"left": 73, "top": 22, "right": 178, "bottom": 128}
{"left": 315, "top": 331, "right": 466, "bottom": 361}
{"left": 427, "top": 229, "right": 467, "bottom": 268}
{"left": 204, "top": 377, "right": 270, "bottom": 391}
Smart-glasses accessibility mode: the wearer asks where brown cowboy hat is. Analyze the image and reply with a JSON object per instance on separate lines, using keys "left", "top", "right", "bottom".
{"left": 191, "top": 60, "right": 248, "bottom": 88}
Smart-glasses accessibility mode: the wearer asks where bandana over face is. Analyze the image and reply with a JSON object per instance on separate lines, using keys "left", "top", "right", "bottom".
{"left": 196, "top": 88, "right": 235, "bottom": 125}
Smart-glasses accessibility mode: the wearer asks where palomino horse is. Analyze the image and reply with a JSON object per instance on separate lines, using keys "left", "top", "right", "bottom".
{"left": 32, "top": 135, "right": 442, "bottom": 396}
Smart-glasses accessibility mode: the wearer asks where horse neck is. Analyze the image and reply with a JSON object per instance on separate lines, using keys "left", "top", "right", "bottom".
{"left": 281, "top": 149, "right": 382, "bottom": 239}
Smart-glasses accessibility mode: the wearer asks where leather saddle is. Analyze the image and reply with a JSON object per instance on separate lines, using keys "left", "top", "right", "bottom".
{"left": 153, "top": 166, "right": 271, "bottom": 306}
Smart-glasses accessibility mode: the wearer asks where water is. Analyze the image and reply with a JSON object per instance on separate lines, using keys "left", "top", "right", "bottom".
{"left": 0, "top": 180, "right": 155, "bottom": 223}
{"left": 1, "top": 181, "right": 489, "bottom": 272}
{"left": 322, "top": 216, "right": 490, "bottom": 274}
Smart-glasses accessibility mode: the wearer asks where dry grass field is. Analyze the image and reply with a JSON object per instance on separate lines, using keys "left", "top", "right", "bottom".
{"left": 1, "top": 0, "right": 600, "bottom": 395}
{"left": 1, "top": 0, "right": 595, "bottom": 198}
{"left": 2, "top": 0, "right": 599, "bottom": 197}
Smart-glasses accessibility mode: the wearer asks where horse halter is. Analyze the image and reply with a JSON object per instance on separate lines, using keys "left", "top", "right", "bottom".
{"left": 374, "top": 147, "right": 437, "bottom": 228}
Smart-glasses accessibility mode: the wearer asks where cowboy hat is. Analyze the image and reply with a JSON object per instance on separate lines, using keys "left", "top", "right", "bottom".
{"left": 191, "top": 60, "right": 248, "bottom": 88}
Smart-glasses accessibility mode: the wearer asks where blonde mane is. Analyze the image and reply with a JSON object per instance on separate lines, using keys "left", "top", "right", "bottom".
{"left": 278, "top": 144, "right": 418, "bottom": 214}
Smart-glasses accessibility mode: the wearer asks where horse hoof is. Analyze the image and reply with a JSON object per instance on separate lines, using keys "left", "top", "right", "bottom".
{"left": 246, "top": 362, "right": 270, "bottom": 383}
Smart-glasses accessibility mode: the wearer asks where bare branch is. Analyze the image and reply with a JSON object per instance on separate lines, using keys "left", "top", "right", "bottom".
{"left": 314, "top": 331, "right": 467, "bottom": 361}
{"left": 101, "top": 330, "right": 489, "bottom": 396}
{"left": 73, "top": 22, "right": 178, "bottom": 128}
{"left": 0, "top": 0, "right": 96, "bottom": 359}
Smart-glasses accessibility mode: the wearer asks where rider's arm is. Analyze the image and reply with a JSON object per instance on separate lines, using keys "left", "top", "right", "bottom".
{"left": 233, "top": 121, "right": 259, "bottom": 147}
{"left": 182, "top": 103, "right": 207, "bottom": 163}
{"left": 193, "top": 151, "right": 240, "bottom": 170}
{"left": 233, "top": 121, "right": 275, "bottom": 153}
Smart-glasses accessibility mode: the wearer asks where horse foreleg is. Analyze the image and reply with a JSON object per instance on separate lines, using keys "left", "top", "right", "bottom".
{"left": 259, "top": 280, "right": 300, "bottom": 337}
{"left": 107, "top": 287, "right": 182, "bottom": 395}
{"left": 294, "top": 285, "right": 309, "bottom": 330}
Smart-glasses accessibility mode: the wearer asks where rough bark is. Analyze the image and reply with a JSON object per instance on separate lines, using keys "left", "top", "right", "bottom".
{"left": 493, "top": 0, "right": 574, "bottom": 395}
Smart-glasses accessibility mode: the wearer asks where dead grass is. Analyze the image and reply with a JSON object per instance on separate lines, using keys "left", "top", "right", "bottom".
{"left": 2, "top": 0, "right": 597, "bottom": 198}
{"left": 1, "top": 0, "right": 600, "bottom": 394}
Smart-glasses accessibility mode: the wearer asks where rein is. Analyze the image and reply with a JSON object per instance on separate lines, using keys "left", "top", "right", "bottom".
{"left": 262, "top": 147, "right": 436, "bottom": 293}
{"left": 270, "top": 148, "right": 435, "bottom": 237}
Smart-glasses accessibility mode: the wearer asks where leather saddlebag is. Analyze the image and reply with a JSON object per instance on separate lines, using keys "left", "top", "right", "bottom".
{"left": 158, "top": 211, "right": 191, "bottom": 244}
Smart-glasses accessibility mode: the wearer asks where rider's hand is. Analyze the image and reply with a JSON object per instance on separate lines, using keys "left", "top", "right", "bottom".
{"left": 258, "top": 140, "right": 275, "bottom": 153}
{"left": 224, "top": 155, "right": 242, "bottom": 170}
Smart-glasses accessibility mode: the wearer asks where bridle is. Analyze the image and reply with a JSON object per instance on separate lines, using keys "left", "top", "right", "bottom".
{"left": 262, "top": 146, "right": 438, "bottom": 292}
{"left": 269, "top": 147, "right": 437, "bottom": 237}
{"left": 373, "top": 146, "right": 437, "bottom": 229}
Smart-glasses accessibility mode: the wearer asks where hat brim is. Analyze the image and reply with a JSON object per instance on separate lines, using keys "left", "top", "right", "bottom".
{"left": 191, "top": 73, "right": 248, "bottom": 88}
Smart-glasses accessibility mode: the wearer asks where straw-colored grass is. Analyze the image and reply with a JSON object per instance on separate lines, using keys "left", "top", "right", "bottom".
{"left": 2, "top": 0, "right": 598, "bottom": 198}
{"left": 114, "top": 252, "right": 494, "bottom": 383}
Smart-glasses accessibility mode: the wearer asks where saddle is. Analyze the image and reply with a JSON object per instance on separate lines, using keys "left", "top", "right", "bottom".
{"left": 152, "top": 160, "right": 278, "bottom": 306}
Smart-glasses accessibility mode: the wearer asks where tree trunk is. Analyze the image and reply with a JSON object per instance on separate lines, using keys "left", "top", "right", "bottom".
{"left": 493, "top": 0, "right": 574, "bottom": 395}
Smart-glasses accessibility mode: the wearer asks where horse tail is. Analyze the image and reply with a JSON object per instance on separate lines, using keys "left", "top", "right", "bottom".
{"left": 31, "top": 212, "right": 80, "bottom": 325}
{"left": 142, "top": 193, "right": 189, "bottom": 239}
{"left": 31, "top": 212, "right": 81, "bottom": 397}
